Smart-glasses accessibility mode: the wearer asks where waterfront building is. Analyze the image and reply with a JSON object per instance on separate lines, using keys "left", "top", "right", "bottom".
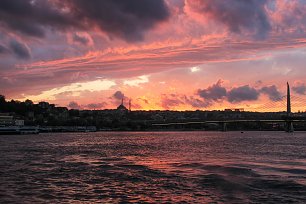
{"left": 0, "top": 113, "right": 14, "bottom": 126}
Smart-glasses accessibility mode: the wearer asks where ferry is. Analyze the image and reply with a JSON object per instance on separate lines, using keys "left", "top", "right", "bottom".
{"left": 0, "top": 126, "right": 39, "bottom": 135}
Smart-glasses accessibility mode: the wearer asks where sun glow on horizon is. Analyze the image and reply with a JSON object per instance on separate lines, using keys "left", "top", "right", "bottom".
{"left": 190, "top": 67, "right": 201, "bottom": 73}
{"left": 17, "top": 79, "right": 116, "bottom": 102}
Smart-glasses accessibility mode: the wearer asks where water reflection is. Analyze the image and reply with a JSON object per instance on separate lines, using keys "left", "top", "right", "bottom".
{"left": 0, "top": 131, "right": 305, "bottom": 203}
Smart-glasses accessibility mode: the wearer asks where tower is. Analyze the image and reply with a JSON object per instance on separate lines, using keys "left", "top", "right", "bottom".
{"left": 129, "top": 99, "right": 131, "bottom": 112}
{"left": 286, "top": 82, "right": 294, "bottom": 132}
{"left": 287, "top": 82, "right": 291, "bottom": 117}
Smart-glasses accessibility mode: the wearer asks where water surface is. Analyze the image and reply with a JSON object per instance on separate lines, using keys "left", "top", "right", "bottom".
{"left": 0, "top": 131, "right": 306, "bottom": 203}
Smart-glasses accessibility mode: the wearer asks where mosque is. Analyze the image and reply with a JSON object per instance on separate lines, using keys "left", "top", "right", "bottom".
{"left": 116, "top": 98, "right": 131, "bottom": 112}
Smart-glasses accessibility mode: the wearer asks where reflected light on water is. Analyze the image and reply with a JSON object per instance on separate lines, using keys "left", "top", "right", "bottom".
{"left": 0, "top": 131, "right": 306, "bottom": 203}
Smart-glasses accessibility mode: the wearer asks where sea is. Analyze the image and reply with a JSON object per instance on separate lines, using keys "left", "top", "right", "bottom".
{"left": 0, "top": 131, "right": 306, "bottom": 203}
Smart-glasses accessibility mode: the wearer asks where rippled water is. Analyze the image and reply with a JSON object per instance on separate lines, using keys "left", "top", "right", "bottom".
{"left": 0, "top": 131, "right": 306, "bottom": 203}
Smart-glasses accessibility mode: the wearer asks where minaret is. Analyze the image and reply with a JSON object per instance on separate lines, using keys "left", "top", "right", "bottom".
{"left": 121, "top": 98, "right": 124, "bottom": 106}
{"left": 129, "top": 99, "right": 131, "bottom": 112}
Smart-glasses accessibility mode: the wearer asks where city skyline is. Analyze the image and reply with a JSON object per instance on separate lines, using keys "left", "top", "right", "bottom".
{"left": 1, "top": 81, "right": 304, "bottom": 114}
{"left": 1, "top": 0, "right": 306, "bottom": 111}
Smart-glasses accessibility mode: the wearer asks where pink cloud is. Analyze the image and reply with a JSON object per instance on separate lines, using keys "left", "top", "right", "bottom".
{"left": 1, "top": 0, "right": 306, "bottom": 112}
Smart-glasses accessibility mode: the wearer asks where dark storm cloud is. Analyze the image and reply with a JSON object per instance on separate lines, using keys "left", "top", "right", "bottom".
{"left": 0, "top": 44, "right": 8, "bottom": 54}
{"left": 161, "top": 94, "right": 211, "bottom": 109}
{"left": 227, "top": 85, "right": 260, "bottom": 103}
{"left": 68, "top": 101, "right": 107, "bottom": 110}
{"left": 73, "top": 33, "right": 89, "bottom": 45}
{"left": 0, "top": 0, "right": 76, "bottom": 38}
{"left": 68, "top": 0, "right": 169, "bottom": 42}
{"left": 113, "top": 91, "right": 125, "bottom": 100}
{"left": 275, "top": 0, "right": 306, "bottom": 30}
{"left": 86, "top": 102, "right": 107, "bottom": 110}
{"left": 197, "top": 80, "right": 227, "bottom": 101}
{"left": 0, "top": 0, "right": 169, "bottom": 41}
{"left": 9, "top": 40, "right": 31, "bottom": 59}
{"left": 196, "top": 82, "right": 283, "bottom": 104}
{"left": 260, "top": 85, "right": 283, "bottom": 101}
{"left": 67, "top": 101, "right": 81, "bottom": 109}
{"left": 292, "top": 83, "right": 306, "bottom": 95}
{"left": 189, "top": 0, "right": 271, "bottom": 38}
{"left": 183, "top": 96, "right": 211, "bottom": 108}
{"left": 161, "top": 98, "right": 182, "bottom": 109}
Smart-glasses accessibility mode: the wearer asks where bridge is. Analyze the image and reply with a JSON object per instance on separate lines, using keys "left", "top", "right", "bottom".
{"left": 152, "top": 83, "right": 306, "bottom": 132}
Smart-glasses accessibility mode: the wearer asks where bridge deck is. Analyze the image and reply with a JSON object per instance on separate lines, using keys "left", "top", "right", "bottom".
{"left": 152, "top": 119, "right": 306, "bottom": 126}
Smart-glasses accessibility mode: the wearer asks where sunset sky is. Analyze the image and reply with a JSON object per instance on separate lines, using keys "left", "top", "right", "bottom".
{"left": 1, "top": 0, "right": 306, "bottom": 111}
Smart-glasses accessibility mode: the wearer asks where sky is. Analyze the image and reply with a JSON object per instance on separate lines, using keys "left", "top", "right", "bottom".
{"left": 1, "top": 0, "right": 306, "bottom": 111}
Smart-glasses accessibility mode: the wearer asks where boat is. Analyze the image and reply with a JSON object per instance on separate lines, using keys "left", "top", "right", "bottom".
{"left": 0, "top": 126, "right": 39, "bottom": 135}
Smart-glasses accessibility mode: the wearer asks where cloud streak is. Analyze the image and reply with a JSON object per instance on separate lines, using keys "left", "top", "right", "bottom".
{"left": 9, "top": 39, "right": 31, "bottom": 59}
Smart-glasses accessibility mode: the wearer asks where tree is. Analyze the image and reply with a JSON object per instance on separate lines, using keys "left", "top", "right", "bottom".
{"left": 0, "top": 95, "right": 5, "bottom": 103}
{"left": 0, "top": 95, "right": 7, "bottom": 111}
{"left": 25, "top": 99, "right": 33, "bottom": 106}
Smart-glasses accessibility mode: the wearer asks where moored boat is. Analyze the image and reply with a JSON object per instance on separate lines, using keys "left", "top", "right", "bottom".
{"left": 0, "top": 126, "right": 39, "bottom": 135}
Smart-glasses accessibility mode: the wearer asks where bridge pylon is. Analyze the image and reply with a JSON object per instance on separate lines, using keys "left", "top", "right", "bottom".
{"left": 286, "top": 82, "right": 294, "bottom": 132}
{"left": 221, "top": 122, "right": 227, "bottom": 132}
